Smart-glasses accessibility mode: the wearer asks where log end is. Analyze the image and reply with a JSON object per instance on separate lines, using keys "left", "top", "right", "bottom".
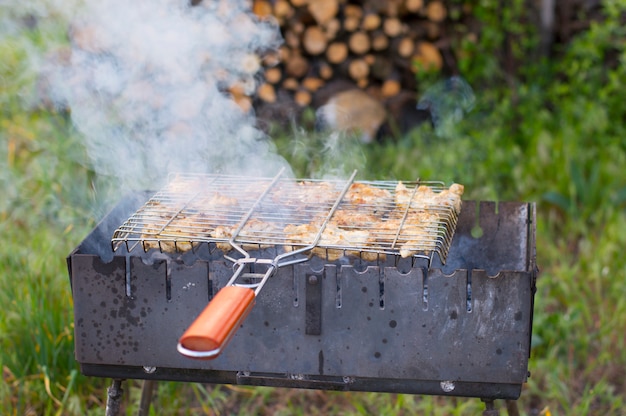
{"left": 315, "top": 88, "right": 386, "bottom": 143}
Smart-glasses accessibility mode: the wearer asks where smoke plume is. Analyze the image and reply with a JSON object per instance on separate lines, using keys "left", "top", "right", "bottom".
{"left": 46, "top": 0, "right": 289, "bottom": 191}
{"left": 417, "top": 76, "right": 475, "bottom": 137}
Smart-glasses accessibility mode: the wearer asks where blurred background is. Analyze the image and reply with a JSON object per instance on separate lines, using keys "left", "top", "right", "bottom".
{"left": 1, "top": 0, "right": 626, "bottom": 414}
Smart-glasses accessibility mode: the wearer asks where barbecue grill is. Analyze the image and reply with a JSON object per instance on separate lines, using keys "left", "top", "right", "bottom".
{"left": 67, "top": 170, "right": 537, "bottom": 415}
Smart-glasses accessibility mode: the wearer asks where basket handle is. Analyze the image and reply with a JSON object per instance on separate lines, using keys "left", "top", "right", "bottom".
{"left": 177, "top": 286, "right": 255, "bottom": 359}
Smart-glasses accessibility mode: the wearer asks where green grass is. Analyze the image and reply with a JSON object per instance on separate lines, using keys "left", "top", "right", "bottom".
{"left": 2, "top": 1, "right": 626, "bottom": 415}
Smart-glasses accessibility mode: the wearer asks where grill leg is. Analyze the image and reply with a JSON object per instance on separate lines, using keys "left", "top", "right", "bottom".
{"left": 482, "top": 399, "right": 500, "bottom": 416}
{"left": 138, "top": 380, "right": 157, "bottom": 416}
{"left": 105, "top": 379, "right": 124, "bottom": 416}
{"left": 505, "top": 400, "right": 520, "bottom": 416}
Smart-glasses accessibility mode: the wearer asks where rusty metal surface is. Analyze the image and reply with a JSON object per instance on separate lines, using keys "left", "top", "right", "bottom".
{"left": 441, "top": 201, "right": 534, "bottom": 275}
{"left": 68, "top": 198, "right": 536, "bottom": 400}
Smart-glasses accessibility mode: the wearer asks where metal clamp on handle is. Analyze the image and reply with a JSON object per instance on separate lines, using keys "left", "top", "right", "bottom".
{"left": 177, "top": 286, "right": 256, "bottom": 359}
{"left": 176, "top": 343, "right": 221, "bottom": 359}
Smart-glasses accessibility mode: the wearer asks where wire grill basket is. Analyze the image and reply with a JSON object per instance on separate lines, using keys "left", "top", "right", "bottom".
{"left": 111, "top": 170, "right": 462, "bottom": 264}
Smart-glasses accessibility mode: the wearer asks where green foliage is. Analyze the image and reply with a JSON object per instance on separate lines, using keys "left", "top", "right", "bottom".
{"left": 3, "top": 0, "right": 626, "bottom": 415}
{"left": 0, "top": 14, "right": 101, "bottom": 414}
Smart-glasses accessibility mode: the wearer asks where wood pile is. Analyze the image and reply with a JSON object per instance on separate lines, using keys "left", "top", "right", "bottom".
{"left": 44, "top": 0, "right": 607, "bottom": 136}
{"left": 57, "top": 0, "right": 472, "bottom": 139}
{"left": 250, "top": 0, "right": 468, "bottom": 131}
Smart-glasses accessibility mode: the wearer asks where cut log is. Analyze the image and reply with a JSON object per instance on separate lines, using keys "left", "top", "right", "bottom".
{"left": 411, "top": 41, "right": 443, "bottom": 71}
{"left": 356, "top": 78, "right": 369, "bottom": 88}
{"left": 264, "top": 67, "right": 282, "bottom": 84}
{"left": 326, "top": 41, "right": 348, "bottom": 64}
{"left": 381, "top": 78, "right": 401, "bottom": 97}
{"left": 343, "top": 4, "right": 364, "bottom": 19}
{"left": 240, "top": 53, "right": 261, "bottom": 75}
{"left": 385, "top": 0, "right": 402, "bottom": 17}
{"left": 394, "top": 36, "right": 415, "bottom": 57}
{"left": 287, "top": 20, "right": 307, "bottom": 36}
{"left": 404, "top": 0, "right": 424, "bottom": 13}
{"left": 302, "top": 77, "right": 325, "bottom": 92}
{"left": 252, "top": 1, "right": 273, "bottom": 18}
{"left": 348, "top": 58, "right": 370, "bottom": 80}
{"left": 318, "top": 62, "right": 334, "bottom": 79}
{"left": 383, "top": 17, "right": 404, "bottom": 37}
{"left": 262, "top": 50, "right": 282, "bottom": 67}
{"left": 343, "top": 15, "right": 361, "bottom": 32}
{"left": 257, "top": 83, "right": 277, "bottom": 103}
{"left": 273, "top": 0, "right": 294, "bottom": 20}
{"left": 361, "top": 13, "right": 381, "bottom": 31}
{"left": 303, "top": 26, "right": 327, "bottom": 55}
{"left": 371, "top": 30, "right": 389, "bottom": 51}
{"left": 348, "top": 31, "right": 371, "bottom": 55}
{"left": 278, "top": 46, "right": 291, "bottom": 62}
{"left": 285, "top": 52, "right": 309, "bottom": 77}
{"left": 229, "top": 84, "right": 253, "bottom": 113}
{"left": 426, "top": 1, "right": 447, "bottom": 22}
{"left": 294, "top": 89, "right": 312, "bottom": 106}
{"left": 291, "top": 20, "right": 306, "bottom": 35}
{"left": 282, "top": 77, "right": 299, "bottom": 90}
{"left": 316, "top": 88, "right": 386, "bottom": 143}
{"left": 324, "top": 18, "right": 341, "bottom": 39}
{"left": 308, "top": 0, "right": 339, "bottom": 25}
{"left": 284, "top": 29, "right": 300, "bottom": 48}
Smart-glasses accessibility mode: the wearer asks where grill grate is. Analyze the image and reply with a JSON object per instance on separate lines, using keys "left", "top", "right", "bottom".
{"left": 111, "top": 171, "right": 462, "bottom": 264}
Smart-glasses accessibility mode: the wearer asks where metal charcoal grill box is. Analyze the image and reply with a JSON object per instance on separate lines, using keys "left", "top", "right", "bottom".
{"left": 67, "top": 176, "right": 537, "bottom": 407}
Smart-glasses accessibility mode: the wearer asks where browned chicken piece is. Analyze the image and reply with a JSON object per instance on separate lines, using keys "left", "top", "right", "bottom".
{"left": 141, "top": 214, "right": 211, "bottom": 252}
{"left": 318, "top": 225, "right": 381, "bottom": 261}
{"left": 213, "top": 225, "right": 234, "bottom": 252}
{"left": 283, "top": 223, "right": 322, "bottom": 245}
{"left": 214, "top": 219, "right": 285, "bottom": 252}
{"left": 272, "top": 181, "right": 340, "bottom": 207}
{"left": 240, "top": 218, "right": 282, "bottom": 236}
{"left": 284, "top": 223, "right": 374, "bottom": 261}
{"left": 329, "top": 209, "right": 381, "bottom": 228}
{"left": 395, "top": 182, "right": 436, "bottom": 210}
{"left": 372, "top": 211, "right": 441, "bottom": 258}
{"left": 397, "top": 215, "right": 440, "bottom": 258}
{"left": 395, "top": 182, "right": 464, "bottom": 214}
{"left": 433, "top": 183, "right": 464, "bottom": 213}
{"left": 319, "top": 224, "right": 370, "bottom": 247}
{"left": 343, "top": 182, "right": 392, "bottom": 206}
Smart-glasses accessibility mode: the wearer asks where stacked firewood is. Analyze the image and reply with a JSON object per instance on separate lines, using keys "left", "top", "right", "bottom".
{"left": 55, "top": 0, "right": 468, "bottom": 138}
{"left": 250, "top": 0, "right": 466, "bottom": 123}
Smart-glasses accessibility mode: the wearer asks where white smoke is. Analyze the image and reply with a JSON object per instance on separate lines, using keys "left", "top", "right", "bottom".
{"left": 44, "top": 0, "right": 290, "bottom": 191}
{"left": 417, "top": 76, "right": 475, "bottom": 137}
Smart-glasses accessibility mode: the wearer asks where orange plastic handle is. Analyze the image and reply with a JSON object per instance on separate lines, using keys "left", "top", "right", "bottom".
{"left": 178, "top": 286, "right": 255, "bottom": 359}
